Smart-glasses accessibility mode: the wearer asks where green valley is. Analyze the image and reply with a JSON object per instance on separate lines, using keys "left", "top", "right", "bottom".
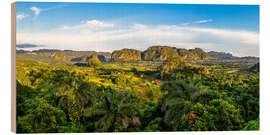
{"left": 16, "top": 46, "right": 259, "bottom": 132}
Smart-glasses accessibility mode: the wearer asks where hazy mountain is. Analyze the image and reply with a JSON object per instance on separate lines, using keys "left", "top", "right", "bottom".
{"left": 16, "top": 44, "right": 42, "bottom": 48}
{"left": 208, "top": 51, "right": 259, "bottom": 60}
{"left": 208, "top": 51, "right": 236, "bottom": 60}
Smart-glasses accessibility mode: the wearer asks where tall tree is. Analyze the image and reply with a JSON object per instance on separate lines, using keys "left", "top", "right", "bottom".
{"left": 84, "top": 89, "right": 140, "bottom": 132}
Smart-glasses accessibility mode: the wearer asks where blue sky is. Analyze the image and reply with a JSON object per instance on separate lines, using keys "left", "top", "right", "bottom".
{"left": 16, "top": 2, "right": 260, "bottom": 56}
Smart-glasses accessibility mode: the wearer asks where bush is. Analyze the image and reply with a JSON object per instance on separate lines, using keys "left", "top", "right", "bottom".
{"left": 180, "top": 100, "right": 244, "bottom": 131}
{"left": 88, "top": 55, "right": 102, "bottom": 67}
{"left": 17, "top": 97, "right": 71, "bottom": 133}
{"left": 243, "top": 119, "right": 259, "bottom": 130}
{"left": 160, "top": 56, "right": 187, "bottom": 78}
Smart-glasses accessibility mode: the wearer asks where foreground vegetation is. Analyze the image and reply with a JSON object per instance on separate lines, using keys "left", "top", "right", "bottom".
{"left": 16, "top": 49, "right": 259, "bottom": 133}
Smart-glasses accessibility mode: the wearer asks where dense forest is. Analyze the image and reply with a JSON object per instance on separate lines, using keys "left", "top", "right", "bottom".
{"left": 16, "top": 46, "right": 259, "bottom": 133}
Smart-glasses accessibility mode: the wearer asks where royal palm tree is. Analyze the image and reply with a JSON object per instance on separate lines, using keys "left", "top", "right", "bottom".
{"left": 84, "top": 89, "right": 140, "bottom": 132}
{"left": 52, "top": 71, "right": 97, "bottom": 123}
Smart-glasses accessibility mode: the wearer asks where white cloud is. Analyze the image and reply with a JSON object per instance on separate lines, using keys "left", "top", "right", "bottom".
{"left": 86, "top": 20, "right": 114, "bottom": 27}
{"left": 59, "top": 20, "right": 114, "bottom": 32}
{"left": 182, "top": 19, "right": 213, "bottom": 25}
{"left": 16, "top": 20, "right": 259, "bottom": 57}
{"left": 29, "top": 5, "right": 65, "bottom": 17}
{"left": 194, "top": 19, "right": 213, "bottom": 24}
{"left": 30, "top": 6, "right": 41, "bottom": 16}
{"left": 16, "top": 13, "right": 29, "bottom": 20}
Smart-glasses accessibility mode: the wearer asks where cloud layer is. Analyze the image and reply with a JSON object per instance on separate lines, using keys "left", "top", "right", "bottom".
{"left": 17, "top": 20, "right": 259, "bottom": 57}
{"left": 30, "top": 6, "right": 41, "bottom": 16}
{"left": 17, "top": 13, "right": 29, "bottom": 20}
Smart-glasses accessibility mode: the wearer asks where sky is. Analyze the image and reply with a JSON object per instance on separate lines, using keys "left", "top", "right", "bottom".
{"left": 16, "top": 2, "right": 259, "bottom": 57}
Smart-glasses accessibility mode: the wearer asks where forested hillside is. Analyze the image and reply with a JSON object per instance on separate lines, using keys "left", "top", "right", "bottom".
{"left": 16, "top": 46, "right": 259, "bottom": 133}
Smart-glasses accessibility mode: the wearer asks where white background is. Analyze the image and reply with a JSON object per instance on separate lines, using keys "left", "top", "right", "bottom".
{"left": 0, "top": 0, "right": 269, "bottom": 135}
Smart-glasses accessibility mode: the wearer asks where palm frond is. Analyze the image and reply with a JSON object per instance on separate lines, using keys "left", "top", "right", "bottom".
{"left": 84, "top": 106, "right": 107, "bottom": 117}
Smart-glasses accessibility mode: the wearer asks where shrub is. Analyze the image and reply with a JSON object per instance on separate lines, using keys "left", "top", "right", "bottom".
{"left": 88, "top": 55, "right": 102, "bottom": 67}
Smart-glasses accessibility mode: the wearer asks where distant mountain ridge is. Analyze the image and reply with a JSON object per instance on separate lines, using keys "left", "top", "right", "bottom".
{"left": 16, "top": 49, "right": 111, "bottom": 63}
{"left": 16, "top": 44, "right": 43, "bottom": 48}
{"left": 16, "top": 45, "right": 259, "bottom": 63}
{"left": 207, "top": 51, "right": 235, "bottom": 60}
{"left": 208, "top": 51, "right": 259, "bottom": 60}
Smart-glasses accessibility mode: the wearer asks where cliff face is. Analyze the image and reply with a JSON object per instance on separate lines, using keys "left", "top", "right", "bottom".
{"left": 178, "top": 49, "right": 197, "bottom": 60}
{"left": 112, "top": 49, "right": 142, "bottom": 62}
{"left": 143, "top": 46, "right": 179, "bottom": 61}
{"left": 142, "top": 46, "right": 211, "bottom": 61}
{"left": 178, "top": 48, "right": 211, "bottom": 60}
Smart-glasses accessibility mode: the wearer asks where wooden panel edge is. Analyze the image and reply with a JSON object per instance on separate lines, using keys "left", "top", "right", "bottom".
{"left": 11, "top": 2, "right": 16, "bottom": 133}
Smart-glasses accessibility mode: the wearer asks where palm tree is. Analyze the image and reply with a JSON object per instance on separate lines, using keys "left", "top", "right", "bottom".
{"left": 53, "top": 71, "right": 97, "bottom": 123}
{"left": 160, "top": 80, "right": 207, "bottom": 130}
{"left": 84, "top": 89, "right": 140, "bottom": 132}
